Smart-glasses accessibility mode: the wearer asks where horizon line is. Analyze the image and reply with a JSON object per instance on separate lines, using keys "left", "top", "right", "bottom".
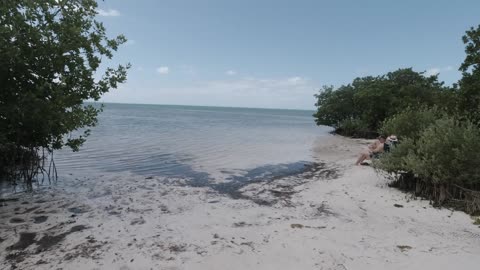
{"left": 89, "top": 101, "right": 315, "bottom": 112}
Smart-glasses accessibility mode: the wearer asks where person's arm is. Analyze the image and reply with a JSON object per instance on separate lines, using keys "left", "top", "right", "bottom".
{"left": 368, "top": 141, "right": 378, "bottom": 150}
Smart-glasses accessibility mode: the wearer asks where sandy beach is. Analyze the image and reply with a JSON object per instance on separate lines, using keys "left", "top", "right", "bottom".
{"left": 1, "top": 135, "right": 479, "bottom": 270}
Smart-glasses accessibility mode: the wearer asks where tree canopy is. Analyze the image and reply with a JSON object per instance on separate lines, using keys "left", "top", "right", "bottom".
{"left": 0, "top": 0, "right": 129, "bottom": 187}
{"left": 313, "top": 68, "right": 445, "bottom": 137}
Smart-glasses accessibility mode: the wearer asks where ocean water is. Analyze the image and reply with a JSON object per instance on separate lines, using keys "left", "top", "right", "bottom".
{"left": 55, "top": 103, "right": 331, "bottom": 183}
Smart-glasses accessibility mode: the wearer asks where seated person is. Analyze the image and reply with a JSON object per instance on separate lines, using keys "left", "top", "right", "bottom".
{"left": 355, "top": 135, "right": 386, "bottom": 165}
{"left": 387, "top": 134, "right": 398, "bottom": 144}
{"left": 384, "top": 134, "right": 398, "bottom": 152}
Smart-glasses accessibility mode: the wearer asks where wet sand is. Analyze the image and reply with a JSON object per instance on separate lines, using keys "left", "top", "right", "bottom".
{"left": 1, "top": 135, "right": 479, "bottom": 270}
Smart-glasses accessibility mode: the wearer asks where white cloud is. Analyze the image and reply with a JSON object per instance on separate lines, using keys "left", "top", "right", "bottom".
{"left": 286, "top": 76, "right": 307, "bottom": 85}
{"left": 203, "top": 76, "right": 310, "bottom": 94}
{"left": 156, "top": 66, "right": 170, "bottom": 75}
{"left": 97, "top": 9, "right": 121, "bottom": 17}
{"left": 101, "top": 76, "right": 316, "bottom": 110}
{"left": 425, "top": 66, "right": 454, "bottom": 77}
{"left": 225, "top": 70, "right": 237, "bottom": 76}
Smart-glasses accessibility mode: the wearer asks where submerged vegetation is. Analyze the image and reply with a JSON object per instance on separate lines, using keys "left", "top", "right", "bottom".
{"left": 314, "top": 25, "right": 480, "bottom": 213}
{"left": 0, "top": 0, "right": 129, "bottom": 189}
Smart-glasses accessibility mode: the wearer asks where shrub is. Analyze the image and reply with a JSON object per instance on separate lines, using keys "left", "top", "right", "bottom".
{"left": 405, "top": 117, "right": 480, "bottom": 186}
{"left": 374, "top": 138, "right": 415, "bottom": 173}
{"left": 380, "top": 107, "right": 441, "bottom": 141}
{"left": 335, "top": 118, "right": 376, "bottom": 138}
{"left": 376, "top": 114, "right": 480, "bottom": 213}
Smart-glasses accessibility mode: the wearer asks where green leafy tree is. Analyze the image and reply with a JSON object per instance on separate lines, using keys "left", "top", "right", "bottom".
{"left": 0, "top": 0, "right": 129, "bottom": 187}
{"left": 313, "top": 85, "right": 356, "bottom": 127}
{"left": 313, "top": 68, "right": 445, "bottom": 136}
{"left": 352, "top": 68, "right": 443, "bottom": 131}
{"left": 457, "top": 25, "right": 480, "bottom": 124}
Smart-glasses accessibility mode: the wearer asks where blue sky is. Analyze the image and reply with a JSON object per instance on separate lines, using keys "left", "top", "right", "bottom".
{"left": 96, "top": 0, "right": 480, "bottom": 110}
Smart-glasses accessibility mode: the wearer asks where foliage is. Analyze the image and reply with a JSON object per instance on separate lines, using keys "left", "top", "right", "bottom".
{"left": 313, "top": 85, "right": 355, "bottom": 127}
{"left": 374, "top": 137, "right": 415, "bottom": 173}
{"left": 404, "top": 117, "right": 480, "bottom": 186}
{"left": 313, "top": 68, "right": 446, "bottom": 136}
{"left": 0, "top": 0, "right": 129, "bottom": 188}
{"left": 380, "top": 107, "right": 442, "bottom": 141}
{"left": 335, "top": 118, "right": 373, "bottom": 138}
{"left": 457, "top": 25, "right": 480, "bottom": 125}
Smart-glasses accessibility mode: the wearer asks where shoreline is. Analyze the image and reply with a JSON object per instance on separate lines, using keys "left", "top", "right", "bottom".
{"left": 1, "top": 135, "right": 479, "bottom": 269}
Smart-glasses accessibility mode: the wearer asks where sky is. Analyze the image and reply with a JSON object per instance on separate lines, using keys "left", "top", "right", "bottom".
{"left": 95, "top": 0, "right": 480, "bottom": 110}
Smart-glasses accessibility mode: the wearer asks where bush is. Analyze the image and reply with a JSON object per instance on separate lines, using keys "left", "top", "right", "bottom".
{"left": 380, "top": 107, "right": 441, "bottom": 141}
{"left": 405, "top": 117, "right": 480, "bottom": 186}
{"left": 374, "top": 138, "right": 415, "bottom": 173}
{"left": 375, "top": 107, "right": 442, "bottom": 173}
{"left": 335, "top": 118, "right": 377, "bottom": 138}
{"left": 375, "top": 114, "right": 480, "bottom": 213}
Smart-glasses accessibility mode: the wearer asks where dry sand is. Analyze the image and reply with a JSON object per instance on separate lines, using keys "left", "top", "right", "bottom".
{"left": 1, "top": 135, "right": 479, "bottom": 270}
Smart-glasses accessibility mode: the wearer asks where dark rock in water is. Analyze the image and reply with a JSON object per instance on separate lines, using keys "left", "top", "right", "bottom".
{"left": 394, "top": 204, "right": 404, "bottom": 208}
{"left": 10, "top": 217, "right": 25, "bottom": 224}
{"left": 21, "top": 201, "right": 29, "bottom": 205}
{"left": 8, "top": 232, "right": 37, "bottom": 250}
{"left": 33, "top": 216, "right": 48, "bottom": 224}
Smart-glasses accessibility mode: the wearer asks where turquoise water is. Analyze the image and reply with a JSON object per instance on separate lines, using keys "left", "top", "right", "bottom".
{"left": 55, "top": 103, "right": 331, "bottom": 183}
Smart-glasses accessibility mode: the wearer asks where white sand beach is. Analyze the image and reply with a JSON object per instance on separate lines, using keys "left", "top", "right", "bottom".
{"left": 1, "top": 136, "right": 479, "bottom": 270}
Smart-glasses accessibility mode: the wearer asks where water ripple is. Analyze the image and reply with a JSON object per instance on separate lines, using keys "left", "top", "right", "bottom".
{"left": 55, "top": 103, "right": 331, "bottom": 182}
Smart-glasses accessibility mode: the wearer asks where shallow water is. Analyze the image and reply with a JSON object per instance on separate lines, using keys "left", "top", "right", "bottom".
{"left": 53, "top": 103, "right": 330, "bottom": 183}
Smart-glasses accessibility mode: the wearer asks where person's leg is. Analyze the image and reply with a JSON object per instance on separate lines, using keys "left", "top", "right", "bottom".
{"left": 355, "top": 151, "right": 372, "bottom": 165}
{"left": 355, "top": 153, "right": 368, "bottom": 165}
